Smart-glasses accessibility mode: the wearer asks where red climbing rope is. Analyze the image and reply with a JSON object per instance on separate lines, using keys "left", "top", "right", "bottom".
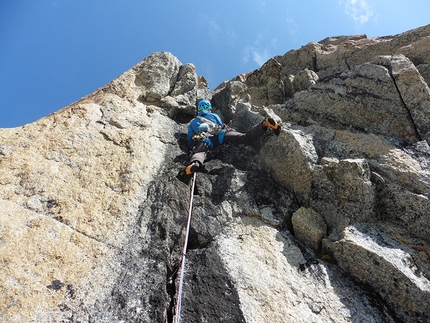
{"left": 173, "top": 172, "right": 197, "bottom": 323}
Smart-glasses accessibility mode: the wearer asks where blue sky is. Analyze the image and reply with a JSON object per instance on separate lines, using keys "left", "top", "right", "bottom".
{"left": 1, "top": 1, "right": 429, "bottom": 128}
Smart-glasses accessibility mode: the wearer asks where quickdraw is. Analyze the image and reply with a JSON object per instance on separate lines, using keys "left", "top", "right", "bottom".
{"left": 173, "top": 172, "right": 197, "bottom": 323}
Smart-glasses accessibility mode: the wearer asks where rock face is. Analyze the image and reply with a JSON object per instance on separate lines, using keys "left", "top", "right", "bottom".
{"left": 1, "top": 25, "right": 430, "bottom": 322}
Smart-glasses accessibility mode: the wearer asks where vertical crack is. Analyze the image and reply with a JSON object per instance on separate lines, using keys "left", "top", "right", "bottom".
{"left": 166, "top": 220, "right": 187, "bottom": 323}
{"left": 312, "top": 54, "right": 318, "bottom": 72}
{"left": 385, "top": 64, "right": 422, "bottom": 141}
{"left": 166, "top": 265, "right": 178, "bottom": 323}
{"left": 344, "top": 58, "right": 352, "bottom": 71}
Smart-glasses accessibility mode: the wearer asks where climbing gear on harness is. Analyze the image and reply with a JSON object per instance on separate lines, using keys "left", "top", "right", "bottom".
{"left": 196, "top": 116, "right": 224, "bottom": 135}
{"left": 173, "top": 172, "right": 197, "bottom": 323}
{"left": 192, "top": 132, "right": 214, "bottom": 149}
{"left": 198, "top": 123, "right": 209, "bottom": 132}
{"left": 192, "top": 132, "right": 208, "bottom": 142}
{"left": 193, "top": 115, "right": 227, "bottom": 148}
{"left": 264, "top": 117, "right": 281, "bottom": 136}
{"left": 185, "top": 161, "right": 200, "bottom": 175}
{"left": 197, "top": 99, "right": 212, "bottom": 112}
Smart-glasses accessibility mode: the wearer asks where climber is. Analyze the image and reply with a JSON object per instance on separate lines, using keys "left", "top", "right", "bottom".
{"left": 179, "top": 99, "right": 280, "bottom": 177}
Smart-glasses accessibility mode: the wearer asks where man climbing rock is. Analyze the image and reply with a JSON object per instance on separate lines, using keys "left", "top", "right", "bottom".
{"left": 179, "top": 99, "right": 280, "bottom": 177}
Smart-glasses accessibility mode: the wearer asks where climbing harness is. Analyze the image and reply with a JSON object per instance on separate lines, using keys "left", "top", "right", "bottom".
{"left": 173, "top": 171, "right": 197, "bottom": 323}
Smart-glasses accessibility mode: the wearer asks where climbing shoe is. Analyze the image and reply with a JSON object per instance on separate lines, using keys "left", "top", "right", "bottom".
{"left": 177, "top": 170, "right": 191, "bottom": 184}
{"left": 185, "top": 161, "right": 200, "bottom": 175}
{"left": 265, "top": 118, "right": 280, "bottom": 136}
{"left": 177, "top": 162, "right": 202, "bottom": 184}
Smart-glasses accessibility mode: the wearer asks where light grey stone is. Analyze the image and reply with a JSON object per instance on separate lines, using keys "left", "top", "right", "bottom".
{"left": 292, "top": 207, "right": 327, "bottom": 251}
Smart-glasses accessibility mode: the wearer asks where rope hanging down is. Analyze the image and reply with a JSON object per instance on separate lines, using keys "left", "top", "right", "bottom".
{"left": 173, "top": 172, "right": 197, "bottom": 323}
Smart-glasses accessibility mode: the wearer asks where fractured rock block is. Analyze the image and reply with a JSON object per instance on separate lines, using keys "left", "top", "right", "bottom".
{"left": 292, "top": 207, "right": 327, "bottom": 251}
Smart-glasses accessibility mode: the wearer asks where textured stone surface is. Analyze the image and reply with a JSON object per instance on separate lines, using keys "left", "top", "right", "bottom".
{"left": 2, "top": 25, "right": 430, "bottom": 323}
{"left": 258, "top": 127, "right": 318, "bottom": 204}
{"left": 323, "top": 224, "right": 430, "bottom": 323}
{"left": 292, "top": 68, "right": 319, "bottom": 92}
{"left": 311, "top": 157, "right": 375, "bottom": 236}
{"left": 292, "top": 207, "right": 327, "bottom": 252}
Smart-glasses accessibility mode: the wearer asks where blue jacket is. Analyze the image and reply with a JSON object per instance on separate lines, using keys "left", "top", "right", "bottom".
{"left": 188, "top": 110, "right": 224, "bottom": 148}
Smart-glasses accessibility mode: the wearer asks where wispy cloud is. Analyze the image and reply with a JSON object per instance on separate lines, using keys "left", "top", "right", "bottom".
{"left": 252, "top": 49, "right": 270, "bottom": 66}
{"left": 243, "top": 47, "right": 270, "bottom": 66}
{"left": 342, "top": 0, "right": 374, "bottom": 25}
{"left": 199, "top": 14, "right": 237, "bottom": 47}
{"left": 259, "top": 1, "right": 267, "bottom": 13}
{"left": 199, "top": 14, "right": 220, "bottom": 39}
{"left": 225, "top": 30, "right": 237, "bottom": 47}
{"left": 254, "top": 33, "right": 264, "bottom": 46}
{"left": 242, "top": 33, "right": 275, "bottom": 67}
{"left": 286, "top": 17, "right": 299, "bottom": 38}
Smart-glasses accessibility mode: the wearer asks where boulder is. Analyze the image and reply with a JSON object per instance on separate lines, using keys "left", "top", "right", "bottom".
{"left": 323, "top": 224, "right": 430, "bottom": 322}
{"left": 258, "top": 127, "right": 318, "bottom": 204}
{"left": 245, "top": 58, "right": 285, "bottom": 106}
{"left": 292, "top": 207, "right": 327, "bottom": 251}
{"left": 292, "top": 68, "right": 319, "bottom": 92}
{"left": 134, "top": 52, "right": 182, "bottom": 103}
{"left": 311, "top": 158, "right": 375, "bottom": 236}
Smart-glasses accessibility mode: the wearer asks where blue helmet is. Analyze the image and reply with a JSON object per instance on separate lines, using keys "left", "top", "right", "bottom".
{"left": 197, "top": 100, "right": 212, "bottom": 112}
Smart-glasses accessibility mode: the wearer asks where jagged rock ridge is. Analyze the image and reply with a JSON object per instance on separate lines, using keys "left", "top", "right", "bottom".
{"left": 1, "top": 24, "right": 430, "bottom": 322}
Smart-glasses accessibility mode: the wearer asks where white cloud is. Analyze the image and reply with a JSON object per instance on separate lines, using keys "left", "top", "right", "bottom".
{"left": 199, "top": 14, "right": 220, "bottom": 38}
{"left": 242, "top": 47, "right": 250, "bottom": 64}
{"left": 199, "top": 14, "right": 238, "bottom": 47}
{"left": 242, "top": 33, "right": 277, "bottom": 67}
{"left": 271, "top": 38, "right": 278, "bottom": 48}
{"left": 226, "top": 30, "right": 237, "bottom": 47}
{"left": 252, "top": 49, "right": 270, "bottom": 66}
{"left": 254, "top": 33, "right": 264, "bottom": 46}
{"left": 243, "top": 45, "right": 270, "bottom": 67}
{"left": 286, "top": 17, "right": 299, "bottom": 37}
{"left": 281, "top": 15, "right": 300, "bottom": 44}
{"left": 343, "top": 0, "right": 374, "bottom": 25}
